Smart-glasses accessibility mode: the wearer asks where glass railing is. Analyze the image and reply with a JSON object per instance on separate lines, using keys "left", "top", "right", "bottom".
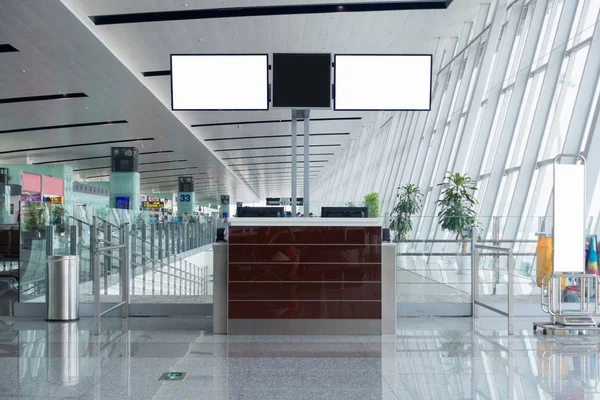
{"left": 18, "top": 206, "right": 215, "bottom": 303}
{"left": 394, "top": 215, "right": 555, "bottom": 306}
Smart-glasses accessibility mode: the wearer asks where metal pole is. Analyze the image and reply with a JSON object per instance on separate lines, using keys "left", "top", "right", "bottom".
{"left": 46, "top": 225, "right": 54, "bottom": 256}
{"left": 508, "top": 250, "right": 514, "bottom": 335}
{"left": 471, "top": 229, "right": 477, "bottom": 317}
{"left": 303, "top": 110, "right": 310, "bottom": 217}
{"left": 104, "top": 223, "right": 111, "bottom": 295}
{"left": 69, "top": 225, "right": 77, "bottom": 256}
{"left": 291, "top": 110, "right": 298, "bottom": 217}
{"left": 150, "top": 224, "right": 155, "bottom": 295}
{"left": 121, "top": 224, "right": 130, "bottom": 318}
{"left": 92, "top": 217, "right": 101, "bottom": 336}
{"left": 141, "top": 223, "right": 146, "bottom": 295}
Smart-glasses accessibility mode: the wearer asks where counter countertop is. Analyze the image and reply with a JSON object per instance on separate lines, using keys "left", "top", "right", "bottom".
{"left": 228, "top": 218, "right": 382, "bottom": 227}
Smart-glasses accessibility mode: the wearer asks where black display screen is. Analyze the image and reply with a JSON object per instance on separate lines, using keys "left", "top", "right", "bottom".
{"left": 272, "top": 53, "right": 331, "bottom": 108}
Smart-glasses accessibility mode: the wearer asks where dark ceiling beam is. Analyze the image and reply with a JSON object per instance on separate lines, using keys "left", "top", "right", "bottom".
{"left": 90, "top": 1, "right": 450, "bottom": 25}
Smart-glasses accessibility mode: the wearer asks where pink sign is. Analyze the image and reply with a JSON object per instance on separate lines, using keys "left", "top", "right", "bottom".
{"left": 21, "top": 172, "right": 42, "bottom": 193}
{"left": 43, "top": 176, "right": 64, "bottom": 196}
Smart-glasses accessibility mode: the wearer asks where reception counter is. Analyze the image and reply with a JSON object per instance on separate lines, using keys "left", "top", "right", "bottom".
{"left": 223, "top": 218, "right": 394, "bottom": 335}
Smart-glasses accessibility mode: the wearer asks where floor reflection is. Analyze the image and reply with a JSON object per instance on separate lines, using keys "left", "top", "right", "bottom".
{"left": 2, "top": 317, "right": 600, "bottom": 399}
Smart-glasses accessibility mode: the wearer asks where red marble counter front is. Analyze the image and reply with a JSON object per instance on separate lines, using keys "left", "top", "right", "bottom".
{"left": 227, "top": 225, "right": 382, "bottom": 320}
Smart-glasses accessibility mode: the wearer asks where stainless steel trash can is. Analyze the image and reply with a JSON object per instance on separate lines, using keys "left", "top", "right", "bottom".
{"left": 46, "top": 255, "right": 79, "bottom": 321}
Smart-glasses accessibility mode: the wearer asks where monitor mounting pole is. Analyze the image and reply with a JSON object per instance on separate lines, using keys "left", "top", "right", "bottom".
{"left": 291, "top": 110, "right": 299, "bottom": 217}
{"left": 303, "top": 110, "right": 310, "bottom": 217}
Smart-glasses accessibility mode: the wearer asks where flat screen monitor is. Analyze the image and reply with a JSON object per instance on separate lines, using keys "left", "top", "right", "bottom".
{"left": 272, "top": 53, "right": 331, "bottom": 108}
{"left": 333, "top": 54, "right": 432, "bottom": 111}
{"left": 170, "top": 54, "right": 269, "bottom": 111}
{"left": 321, "top": 207, "right": 368, "bottom": 218}
{"left": 237, "top": 207, "right": 284, "bottom": 218}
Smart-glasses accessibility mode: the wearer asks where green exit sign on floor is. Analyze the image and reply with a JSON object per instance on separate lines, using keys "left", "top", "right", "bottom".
{"left": 159, "top": 372, "right": 187, "bottom": 381}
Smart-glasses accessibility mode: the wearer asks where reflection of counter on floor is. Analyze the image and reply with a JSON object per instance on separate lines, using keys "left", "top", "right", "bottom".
{"left": 227, "top": 218, "right": 383, "bottom": 334}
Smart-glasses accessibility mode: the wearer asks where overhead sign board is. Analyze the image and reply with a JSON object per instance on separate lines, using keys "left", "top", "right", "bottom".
{"left": 178, "top": 177, "right": 194, "bottom": 193}
{"left": 143, "top": 201, "right": 164, "bottom": 209}
{"left": 266, "top": 197, "right": 304, "bottom": 206}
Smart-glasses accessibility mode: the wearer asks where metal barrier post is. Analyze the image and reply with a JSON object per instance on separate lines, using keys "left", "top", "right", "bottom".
{"left": 121, "top": 224, "right": 130, "bottom": 318}
{"left": 141, "top": 223, "right": 146, "bottom": 295}
{"left": 165, "top": 223, "right": 170, "bottom": 257}
{"left": 150, "top": 224, "right": 155, "bottom": 295}
{"left": 471, "top": 230, "right": 477, "bottom": 317}
{"left": 131, "top": 234, "right": 136, "bottom": 297}
{"left": 69, "top": 225, "right": 77, "bottom": 256}
{"left": 90, "top": 217, "right": 97, "bottom": 295}
{"left": 158, "top": 224, "right": 164, "bottom": 259}
{"left": 171, "top": 222, "right": 175, "bottom": 255}
{"left": 472, "top": 249, "right": 479, "bottom": 318}
{"left": 92, "top": 217, "right": 101, "bottom": 335}
{"left": 46, "top": 225, "right": 54, "bottom": 256}
{"left": 104, "top": 223, "right": 111, "bottom": 295}
{"left": 508, "top": 250, "right": 514, "bottom": 335}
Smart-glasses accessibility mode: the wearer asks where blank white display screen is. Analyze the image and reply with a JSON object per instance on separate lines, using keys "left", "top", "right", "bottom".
{"left": 334, "top": 55, "right": 432, "bottom": 111}
{"left": 553, "top": 164, "right": 585, "bottom": 273}
{"left": 171, "top": 55, "right": 268, "bottom": 110}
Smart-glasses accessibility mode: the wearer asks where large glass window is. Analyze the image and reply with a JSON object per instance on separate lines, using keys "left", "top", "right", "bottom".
{"left": 532, "top": 0, "right": 564, "bottom": 70}
{"left": 541, "top": 46, "right": 590, "bottom": 160}
{"left": 507, "top": 69, "right": 546, "bottom": 168}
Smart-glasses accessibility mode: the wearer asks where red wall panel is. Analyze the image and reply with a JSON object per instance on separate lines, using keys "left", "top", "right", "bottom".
{"left": 228, "top": 225, "right": 382, "bottom": 320}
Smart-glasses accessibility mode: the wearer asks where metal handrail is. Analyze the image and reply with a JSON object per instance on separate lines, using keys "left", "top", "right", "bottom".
{"left": 472, "top": 240, "right": 514, "bottom": 335}
{"left": 92, "top": 217, "right": 129, "bottom": 336}
{"left": 68, "top": 216, "right": 92, "bottom": 226}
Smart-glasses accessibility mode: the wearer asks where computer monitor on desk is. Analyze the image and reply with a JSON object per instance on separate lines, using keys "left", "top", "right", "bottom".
{"left": 321, "top": 207, "right": 369, "bottom": 218}
{"left": 236, "top": 207, "right": 285, "bottom": 218}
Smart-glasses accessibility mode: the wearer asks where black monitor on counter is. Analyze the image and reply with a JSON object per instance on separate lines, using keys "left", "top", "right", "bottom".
{"left": 321, "top": 207, "right": 369, "bottom": 218}
{"left": 237, "top": 207, "right": 285, "bottom": 218}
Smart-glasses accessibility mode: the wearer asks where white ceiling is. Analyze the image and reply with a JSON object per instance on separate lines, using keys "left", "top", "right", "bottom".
{"left": 0, "top": 0, "right": 486, "bottom": 202}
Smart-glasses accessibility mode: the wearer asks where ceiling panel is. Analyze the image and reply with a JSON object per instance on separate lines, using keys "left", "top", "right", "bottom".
{"left": 1, "top": 0, "right": 484, "bottom": 200}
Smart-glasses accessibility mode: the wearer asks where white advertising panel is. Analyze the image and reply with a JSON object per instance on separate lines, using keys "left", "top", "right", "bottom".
{"left": 553, "top": 163, "right": 585, "bottom": 273}
{"left": 334, "top": 54, "right": 432, "bottom": 111}
{"left": 171, "top": 54, "right": 268, "bottom": 110}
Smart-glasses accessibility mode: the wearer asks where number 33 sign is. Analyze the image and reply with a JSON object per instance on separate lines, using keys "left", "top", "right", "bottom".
{"left": 179, "top": 194, "right": 191, "bottom": 202}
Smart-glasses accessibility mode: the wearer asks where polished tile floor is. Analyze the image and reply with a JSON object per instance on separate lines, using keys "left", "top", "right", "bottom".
{"left": 0, "top": 316, "right": 598, "bottom": 399}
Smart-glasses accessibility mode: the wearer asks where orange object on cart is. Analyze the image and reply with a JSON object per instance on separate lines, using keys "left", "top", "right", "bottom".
{"left": 536, "top": 235, "right": 553, "bottom": 288}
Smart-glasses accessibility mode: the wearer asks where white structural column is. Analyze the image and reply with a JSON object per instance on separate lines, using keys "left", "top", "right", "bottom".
{"left": 418, "top": 38, "right": 462, "bottom": 189}
{"left": 451, "top": 0, "right": 509, "bottom": 175}
{"left": 560, "top": 7, "right": 600, "bottom": 155}
{"left": 465, "top": 0, "right": 524, "bottom": 181}
{"left": 291, "top": 111, "right": 298, "bottom": 217}
{"left": 504, "top": 0, "right": 579, "bottom": 239}
{"left": 398, "top": 38, "right": 448, "bottom": 188}
{"left": 303, "top": 110, "right": 310, "bottom": 216}
{"left": 476, "top": 0, "right": 547, "bottom": 234}
{"left": 421, "top": 12, "right": 488, "bottom": 241}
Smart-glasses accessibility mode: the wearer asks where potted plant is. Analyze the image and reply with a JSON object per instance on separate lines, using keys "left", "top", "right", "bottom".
{"left": 363, "top": 192, "right": 380, "bottom": 218}
{"left": 436, "top": 172, "right": 479, "bottom": 275}
{"left": 391, "top": 184, "right": 423, "bottom": 268}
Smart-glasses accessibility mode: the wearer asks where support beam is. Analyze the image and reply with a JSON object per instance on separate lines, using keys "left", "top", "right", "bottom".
{"left": 475, "top": 0, "right": 546, "bottom": 236}
{"left": 452, "top": 0, "right": 509, "bottom": 175}
{"left": 504, "top": 0, "right": 579, "bottom": 239}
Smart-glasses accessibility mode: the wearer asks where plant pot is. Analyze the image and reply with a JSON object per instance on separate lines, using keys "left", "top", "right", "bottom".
{"left": 458, "top": 252, "right": 470, "bottom": 275}
{"left": 396, "top": 242, "right": 408, "bottom": 269}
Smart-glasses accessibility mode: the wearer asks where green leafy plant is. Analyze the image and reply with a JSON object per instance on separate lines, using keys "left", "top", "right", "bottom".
{"left": 391, "top": 184, "right": 423, "bottom": 241}
{"left": 345, "top": 201, "right": 362, "bottom": 207}
{"left": 22, "top": 202, "right": 46, "bottom": 233}
{"left": 436, "top": 172, "right": 479, "bottom": 252}
{"left": 363, "top": 192, "right": 380, "bottom": 218}
{"left": 50, "top": 205, "right": 65, "bottom": 234}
